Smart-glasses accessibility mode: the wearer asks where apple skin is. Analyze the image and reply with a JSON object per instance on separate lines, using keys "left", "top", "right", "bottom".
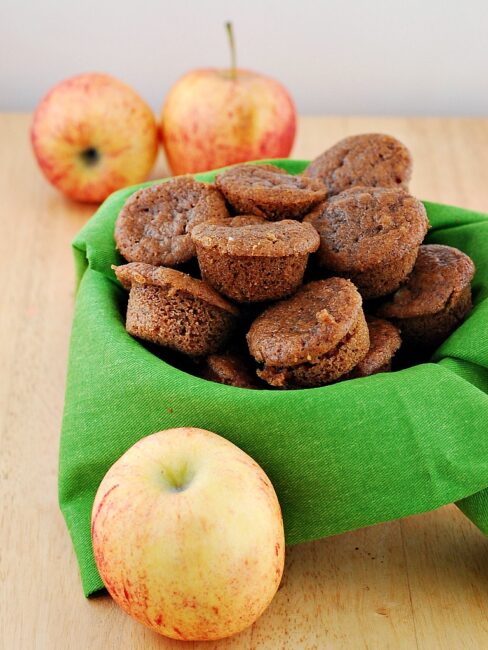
{"left": 161, "top": 69, "right": 297, "bottom": 175}
{"left": 31, "top": 73, "right": 158, "bottom": 203}
{"left": 91, "top": 427, "right": 285, "bottom": 641}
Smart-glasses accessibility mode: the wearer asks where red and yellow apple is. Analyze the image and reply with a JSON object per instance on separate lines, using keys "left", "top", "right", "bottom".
{"left": 160, "top": 24, "right": 296, "bottom": 175}
{"left": 91, "top": 427, "right": 285, "bottom": 641}
{"left": 31, "top": 73, "right": 158, "bottom": 203}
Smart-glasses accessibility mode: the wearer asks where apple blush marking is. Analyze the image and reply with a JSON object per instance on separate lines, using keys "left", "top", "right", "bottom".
{"left": 90, "top": 482, "right": 119, "bottom": 537}
{"left": 31, "top": 72, "right": 158, "bottom": 203}
{"left": 91, "top": 428, "right": 285, "bottom": 641}
{"left": 160, "top": 24, "right": 296, "bottom": 174}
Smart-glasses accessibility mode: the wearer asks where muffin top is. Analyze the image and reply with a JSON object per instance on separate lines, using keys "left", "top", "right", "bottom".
{"left": 304, "top": 187, "right": 429, "bottom": 272}
{"left": 351, "top": 316, "right": 401, "bottom": 376}
{"left": 113, "top": 262, "right": 238, "bottom": 314}
{"left": 215, "top": 164, "right": 327, "bottom": 220}
{"left": 377, "top": 244, "right": 475, "bottom": 319}
{"left": 304, "top": 133, "right": 412, "bottom": 196}
{"left": 247, "top": 278, "right": 362, "bottom": 366}
{"left": 114, "top": 177, "right": 229, "bottom": 267}
{"left": 191, "top": 219, "right": 320, "bottom": 257}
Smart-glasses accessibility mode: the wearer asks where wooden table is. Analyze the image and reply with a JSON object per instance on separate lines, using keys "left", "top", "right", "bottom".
{"left": 2, "top": 114, "right": 488, "bottom": 650}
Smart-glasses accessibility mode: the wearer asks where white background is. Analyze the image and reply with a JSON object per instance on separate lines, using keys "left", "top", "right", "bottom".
{"left": 1, "top": 0, "right": 487, "bottom": 115}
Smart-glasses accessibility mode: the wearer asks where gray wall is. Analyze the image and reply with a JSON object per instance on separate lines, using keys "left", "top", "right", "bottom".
{"left": 1, "top": 0, "right": 487, "bottom": 115}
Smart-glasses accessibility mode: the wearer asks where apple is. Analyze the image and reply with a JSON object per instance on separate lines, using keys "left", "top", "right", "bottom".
{"left": 91, "top": 427, "right": 285, "bottom": 641}
{"left": 31, "top": 73, "right": 158, "bottom": 203}
{"left": 161, "top": 23, "right": 296, "bottom": 175}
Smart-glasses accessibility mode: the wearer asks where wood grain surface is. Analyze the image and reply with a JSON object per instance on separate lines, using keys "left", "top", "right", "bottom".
{"left": 1, "top": 114, "right": 488, "bottom": 650}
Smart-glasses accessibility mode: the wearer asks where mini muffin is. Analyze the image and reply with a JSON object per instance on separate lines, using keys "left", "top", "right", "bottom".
{"left": 304, "top": 133, "right": 412, "bottom": 196}
{"left": 191, "top": 220, "right": 320, "bottom": 303}
{"left": 115, "top": 176, "right": 229, "bottom": 267}
{"left": 345, "top": 316, "right": 402, "bottom": 379}
{"left": 114, "top": 262, "right": 238, "bottom": 356}
{"left": 304, "top": 187, "right": 429, "bottom": 299}
{"left": 247, "top": 278, "right": 369, "bottom": 388}
{"left": 376, "top": 244, "right": 475, "bottom": 348}
{"left": 202, "top": 353, "right": 261, "bottom": 389}
{"left": 215, "top": 164, "right": 327, "bottom": 220}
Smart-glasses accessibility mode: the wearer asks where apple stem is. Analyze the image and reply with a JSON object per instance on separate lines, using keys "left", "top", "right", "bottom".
{"left": 225, "top": 21, "right": 237, "bottom": 80}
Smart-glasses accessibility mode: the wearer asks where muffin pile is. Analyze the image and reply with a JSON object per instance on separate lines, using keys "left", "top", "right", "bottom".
{"left": 113, "top": 133, "right": 476, "bottom": 390}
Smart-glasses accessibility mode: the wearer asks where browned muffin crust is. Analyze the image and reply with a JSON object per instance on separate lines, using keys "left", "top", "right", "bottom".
{"left": 346, "top": 316, "right": 402, "bottom": 379}
{"left": 247, "top": 278, "right": 363, "bottom": 365}
{"left": 202, "top": 353, "right": 260, "bottom": 389}
{"left": 191, "top": 220, "right": 320, "bottom": 257}
{"left": 114, "top": 262, "right": 238, "bottom": 314}
{"left": 305, "top": 187, "right": 429, "bottom": 298}
{"left": 113, "top": 263, "right": 238, "bottom": 357}
{"left": 383, "top": 287, "right": 472, "bottom": 350}
{"left": 376, "top": 245, "right": 475, "bottom": 348}
{"left": 305, "top": 188, "right": 428, "bottom": 272}
{"left": 196, "top": 252, "right": 311, "bottom": 303}
{"left": 191, "top": 221, "right": 320, "bottom": 303}
{"left": 304, "top": 133, "right": 412, "bottom": 196}
{"left": 114, "top": 177, "right": 229, "bottom": 267}
{"left": 257, "top": 313, "right": 369, "bottom": 388}
{"left": 215, "top": 164, "right": 327, "bottom": 220}
{"left": 377, "top": 245, "right": 475, "bottom": 319}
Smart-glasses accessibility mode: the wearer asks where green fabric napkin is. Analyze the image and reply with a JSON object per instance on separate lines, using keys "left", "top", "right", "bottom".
{"left": 59, "top": 159, "right": 488, "bottom": 597}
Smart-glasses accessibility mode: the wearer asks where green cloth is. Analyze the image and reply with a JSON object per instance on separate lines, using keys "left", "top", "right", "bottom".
{"left": 59, "top": 159, "right": 488, "bottom": 597}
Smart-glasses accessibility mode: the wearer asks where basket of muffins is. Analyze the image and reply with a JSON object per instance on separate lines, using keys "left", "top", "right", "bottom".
{"left": 60, "top": 133, "right": 488, "bottom": 597}
{"left": 112, "top": 134, "right": 475, "bottom": 389}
